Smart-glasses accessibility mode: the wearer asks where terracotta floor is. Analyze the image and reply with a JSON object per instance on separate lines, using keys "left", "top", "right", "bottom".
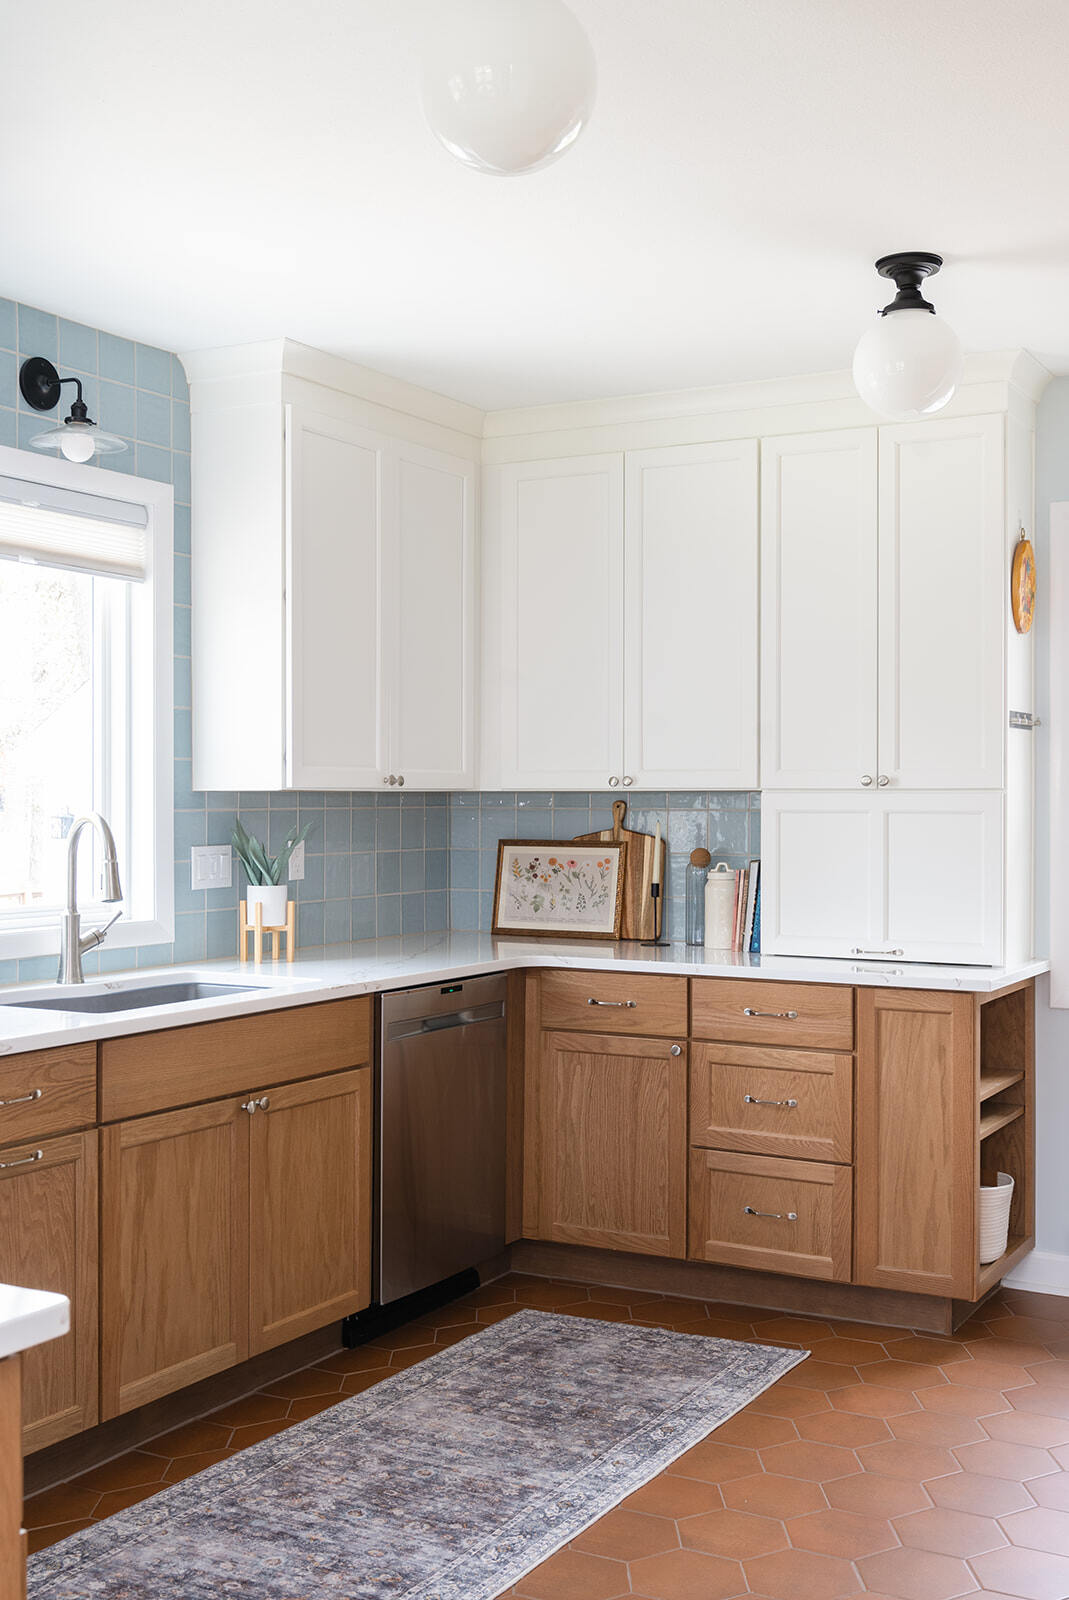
{"left": 24, "top": 1275, "right": 1069, "bottom": 1599}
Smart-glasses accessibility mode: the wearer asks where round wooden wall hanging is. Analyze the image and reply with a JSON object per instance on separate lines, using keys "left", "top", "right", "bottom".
{"left": 1011, "top": 531, "right": 1036, "bottom": 634}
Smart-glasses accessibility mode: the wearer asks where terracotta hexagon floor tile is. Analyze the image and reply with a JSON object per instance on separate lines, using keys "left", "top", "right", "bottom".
{"left": 824, "top": 1472, "right": 931, "bottom": 1517}
{"left": 627, "top": 1546, "right": 745, "bottom": 1600}
{"left": 1011, "top": 1387, "right": 1069, "bottom": 1421}
{"left": 890, "top": 1337, "right": 970, "bottom": 1366}
{"left": 315, "top": 1345, "right": 392, "bottom": 1374}
{"left": 987, "top": 1315, "right": 1069, "bottom": 1344}
{"left": 797, "top": 1410, "right": 892, "bottom": 1448}
{"left": 22, "top": 1485, "right": 101, "bottom": 1528}
{"left": 861, "top": 1360, "right": 950, "bottom": 1391}
{"left": 784, "top": 1360, "right": 859, "bottom": 1392}
{"left": 969, "top": 1545, "right": 1069, "bottom": 1599}
{"left": 388, "top": 1343, "right": 440, "bottom": 1368}
{"left": 162, "top": 1449, "right": 233, "bottom": 1484}
{"left": 1027, "top": 1472, "right": 1069, "bottom": 1510}
{"left": 855, "top": 1545, "right": 979, "bottom": 1599}
{"left": 712, "top": 1411, "right": 798, "bottom": 1449}
{"left": 887, "top": 1410, "right": 985, "bottom": 1447}
{"left": 262, "top": 1367, "right": 344, "bottom": 1399}
{"left": 856, "top": 1439, "right": 960, "bottom": 1482}
{"left": 208, "top": 1392, "right": 290, "bottom": 1428}
{"left": 514, "top": 1548, "right": 630, "bottom": 1599}
{"left": 287, "top": 1393, "right": 344, "bottom": 1421}
{"left": 748, "top": 1384, "right": 832, "bottom": 1419}
{"left": 671, "top": 1438, "right": 759, "bottom": 1483}
{"left": 953, "top": 1438, "right": 1058, "bottom": 1480}
{"left": 752, "top": 1318, "right": 837, "bottom": 1344}
{"left": 983, "top": 1410, "right": 1069, "bottom": 1449}
{"left": 141, "top": 1418, "right": 233, "bottom": 1457}
{"left": 957, "top": 1340, "right": 1052, "bottom": 1368}
{"left": 476, "top": 1303, "right": 524, "bottom": 1325}
{"left": 807, "top": 1338, "right": 888, "bottom": 1367}
{"left": 26, "top": 1520, "right": 95, "bottom": 1555}
{"left": 828, "top": 1322, "right": 911, "bottom": 1343}
{"left": 512, "top": 1281, "right": 592, "bottom": 1308}
{"left": 432, "top": 1324, "right": 478, "bottom": 1347}
{"left": 919, "top": 1383, "right": 1010, "bottom": 1418}
{"left": 91, "top": 1482, "right": 163, "bottom": 1519}
{"left": 944, "top": 1359, "right": 1034, "bottom": 1391}
{"left": 626, "top": 1473, "right": 724, "bottom": 1519}
{"left": 1000, "top": 1505, "right": 1069, "bottom": 1555}
{"left": 925, "top": 1470, "right": 1035, "bottom": 1516}
{"left": 833, "top": 1384, "right": 921, "bottom": 1418}
{"left": 742, "top": 1546, "right": 858, "bottom": 1599}
{"left": 72, "top": 1451, "right": 169, "bottom": 1494}
{"left": 720, "top": 1471, "right": 827, "bottom": 1518}
{"left": 758, "top": 1439, "right": 859, "bottom": 1481}
{"left": 891, "top": 1505, "right": 1006, "bottom": 1557}
{"left": 678, "top": 1506, "right": 788, "bottom": 1559}
{"left": 341, "top": 1369, "right": 388, "bottom": 1396}
{"left": 228, "top": 1418, "right": 296, "bottom": 1449}
{"left": 785, "top": 1506, "right": 897, "bottom": 1557}
{"left": 572, "top": 1508, "right": 679, "bottom": 1560}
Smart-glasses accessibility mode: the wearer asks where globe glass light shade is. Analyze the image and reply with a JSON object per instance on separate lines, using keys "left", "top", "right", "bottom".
{"left": 30, "top": 421, "right": 128, "bottom": 463}
{"left": 852, "top": 308, "right": 964, "bottom": 421}
{"left": 420, "top": 0, "right": 596, "bottom": 176}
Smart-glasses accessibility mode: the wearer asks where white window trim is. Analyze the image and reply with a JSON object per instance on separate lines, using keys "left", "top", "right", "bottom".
{"left": 0, "top": 445, "right": 174, "bottom": 961}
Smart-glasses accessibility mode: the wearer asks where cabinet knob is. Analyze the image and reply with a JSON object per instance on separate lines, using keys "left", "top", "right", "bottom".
{"left": 383, "top": 776, "right": 391, "bottom": 786}
{"left": 388, "top": 775, "right": 398, "bottom": 786}
{"left": 877, "top": 774, "right": 890, "bottom": 787}
{"left": 860, "top": 774, "right": 873, "bottom": 787}
{"left": 397, "top": 775, "right": 405, "bottom": 787}
{"left": 241, "top": 1095, "right": 271, "bottom": 1114}
{"left": 622, "top": 775, "right": 634, "bottom": 787}
{"left": 608, "top": 776, "right": 620, "bottom": 788}
{"left": 669, "top": 1044, "right": 682, "bottom": 1056}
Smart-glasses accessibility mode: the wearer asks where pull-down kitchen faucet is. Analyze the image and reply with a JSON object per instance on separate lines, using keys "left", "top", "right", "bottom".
{"left": 58, "top": 813, "right": 123, "bottom": 984}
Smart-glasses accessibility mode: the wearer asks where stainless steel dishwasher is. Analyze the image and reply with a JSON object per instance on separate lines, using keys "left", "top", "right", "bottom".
{"left": 377, "top": 975, "right": 507, "bottom": 1305}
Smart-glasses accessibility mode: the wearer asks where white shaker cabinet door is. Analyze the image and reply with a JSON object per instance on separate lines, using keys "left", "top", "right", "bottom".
{"left": 624, "top": 440, "right": 759, "bottom": 789}
{"left": 760, "top": 792, "right": 882, "bottom": 958}
{"left": 387, "top": 441, "right": 477, "bottom": 790}
{"left": 286, "top": 408, "right": 388, "bottom": 790}
{"left": 760, "top": 430, "right": 879, "bottom": 789}
{"left": 882, "top": 791, "right": 1004, "bottom": 965}
{"left": 878, "top": 415, "right": 1005, "bottom": 789}
{"left": 485, "top": 455, "right": 625, "bottom": 790}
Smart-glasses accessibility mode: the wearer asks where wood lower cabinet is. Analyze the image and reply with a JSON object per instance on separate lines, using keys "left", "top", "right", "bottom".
{"left": 0, "top": 1130, "right": 97, "bottom": 1452}
{"left": 690, "top": 1043, "right": 853, "bottom": 1164}
{"left": 524, "top": 1030, "right": 687, "bottom": 1258}
{"left": 689, "top": 1148, "right": 852, "bottom": 1281}
{"left": 249, "top": 1069, "right": 372, "bottom": 1355}
{"left": 101, "top": 1100, "right": 250, "bottom": 1417}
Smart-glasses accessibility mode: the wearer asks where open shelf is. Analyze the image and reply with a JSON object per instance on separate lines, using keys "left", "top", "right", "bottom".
{"left": 979, "top": 1103, "right": 1025, "bottom": 1141}
{"left": 977, "top": 1233, "right": 1033, "bottom": 1297}
{"left": 979, "top": 1069, "right": 1025, "bottom": 1104}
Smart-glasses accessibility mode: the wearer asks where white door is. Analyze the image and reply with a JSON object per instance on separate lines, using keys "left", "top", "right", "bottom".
{"left": 624, "top": 441, "right": 759, "bottom": 789}
{"left": 286, "top": 407, "right": 388, "bottom": 789}
{"left": 760, "top": 791, "right": 882, "bottom": 958}
{"left": 761, "top": 430, "right": 879, "bottom": 789}
{"left": 878, "top": 415, "right": 1005, "bottom": 789}
{"left": 882, "top": 791, "right": 1004, "bottom": 965}
{"left": 387, "top": 441, "right": 477, "bottom": 790}
{"left": 486, "top": 455, "right": 625, "bottom": 790}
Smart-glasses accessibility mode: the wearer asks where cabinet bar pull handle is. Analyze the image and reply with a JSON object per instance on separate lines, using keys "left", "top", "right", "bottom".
{"left": 587, "top": 998, "right": 637, "bottom": 1008}
{"left": 850, "top": 947, "right": 904, "bottom": 957}
{"left": 743, "top": 1205, "right": 798, "bottom": 1221}
{"left": 742, "top": 1007, "right": 798, "bottom": 1020}
{"left": 0, "top": 1149, "right": 43, "bottom": 1169}
{"left": 0, "top": 1089, "right": 43, "bottom": 1107}
{"left": 744, "top": 1094, "right": 799, "bottom": 1109}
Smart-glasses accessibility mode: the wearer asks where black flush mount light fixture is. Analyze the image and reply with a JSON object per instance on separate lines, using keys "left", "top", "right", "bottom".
{"left": 19, "top": 356, "right": 128, "bottom": 463}
{"left": 851, "top": 251, "right": 964, "bottom": 421}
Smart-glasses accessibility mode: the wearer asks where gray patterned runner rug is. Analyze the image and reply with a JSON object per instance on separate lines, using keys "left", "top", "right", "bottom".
{"left": 29, "top": 1306, "right": 807, "bottom": 1600}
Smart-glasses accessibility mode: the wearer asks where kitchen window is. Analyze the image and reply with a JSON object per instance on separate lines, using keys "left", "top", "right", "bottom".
{"left": 0, "top": 445, "right": 173, "bottom": 961}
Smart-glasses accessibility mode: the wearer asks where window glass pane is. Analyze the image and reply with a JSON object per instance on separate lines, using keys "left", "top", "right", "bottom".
{"left": 0, "top": 562, "right": 97, "bottom": 912}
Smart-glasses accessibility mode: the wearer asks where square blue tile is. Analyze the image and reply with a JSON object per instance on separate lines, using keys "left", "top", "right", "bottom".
{"left": 0, "top": 408, "right": 14, "bottom": 448}
{"left": 174, "top": 503, "right": 191, "bottom": 556}
{"left": 376, "top": 809, "right": 401, "bottom": 850}
{"left": 136, "top": 343, "right": 172, "bottom": 395}
{"left": 514, "top": 807, "right": 552, "bottom": 839}
{"left": 137, "top": 388, "right": 171, "bottom": 447}
{"left": 0, "top": 300, "right": 15, "bottom": 351}
{"left": 376, "top": 896, "right": 401, "bottom": 937}
{"left": 174, "top": 811, "right": 207, "bottom": 857}
{"left": 15, "top": 956, "right": 58, "bottom": 983}
{"left": 324, "top": 854, "right": 350, "bottom": 898}
{"left": 552, "top": 810, "right": 589, "bottom": 840}
{"left": 296, "top": 853, "right": 324, "bottom": 900}
{"left": 451, "top": 850, "right": 478, "bottom": 890}
{"left": 324, "top": 899, "right": 351, "bottom": 944}
{"left": 174, "top": 553, "right": 191, "bottom": 606}
{"left": 137, "top": 943, "right": 175, "bottom": 969}
{"left": 401, "top": 851, "right": 425, "bottom": 892}
{"left": 137, "top": 444, "right": 171, "bottom": 484}
{"left": 425, "top": 849, "right": 448, "bottom": 891}
{"left": 173, "top": 913, "right": 207, "bottom": 962}
{"left": 18, "top": 304, "right": 57, "bottom": 360}
{"left": 172, "top": 451, "right": 190, "bottom": 505}
{"left": 709, "top": 812, "right": 750, "bottom": 854}
{"left": 174, "top": 708, "right": 192, "bottom": 761}
{"left": 298, "top": 901, "right": 324, "bottom": 947}
{"left": 59, "top": 320, "right": 98, "bottom": 374}
{"left": 402, "top": 893, "right": 425, "bottom": 934}
{"left": 350, "top": 853, "right": 374, "bottom": 897}
{"left": 425, "top": 809, "right": 448, "bottom": 849}
{"left": 351, "top": 897, "right": 376, "bottom": 941}
{"left": 172, "top": 400, "right": 190, "bottom": 452}
{"left": 268, "top": 810, "right": 299, "bottom": 854}
{"left": 450, "top": 892, "right": 480, "bottom": 931}
{"left": 174, "top": 604, "right": 191, "bottom": 656}
{"left": 350, "top": 810, "right": 375, "bottom": 851}
{"left": 450, "top": 807, "right": 479, "bottom": 848}
{"left": 325, "top": 809, "right": 351, "bottom": 852}
{"left": 173, "top": 655, "right": 192, "bottom": 712}
{"left": 99, "top": 332, "right": 135, "bottom": 384}
{"left": 326, "top": 791, "right": 353, "bottom": 809}
{"left": 0, "top": 351, "right": 15, "bottom": 410}
{"left": 207, "top": 909, "right": 237, "bottom": 958}
{"left": 668, "top": 810, "right": 708, "bottom": 851}
{"left": 376, "top": 852, "right": 400, "bottom": 894}
{"left": 173, "top": 758, "right": 199, "bottom": 808}
{"left": 425, "top": 891, "right": 448, "bottom": 930}
{"left": 401, "top": 808, "right": 425, "bottom": 849}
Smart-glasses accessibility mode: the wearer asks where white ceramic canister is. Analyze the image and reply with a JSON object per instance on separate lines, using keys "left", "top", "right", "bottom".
{"left": 704, "top": 863, "right": 737, "bottom": 950}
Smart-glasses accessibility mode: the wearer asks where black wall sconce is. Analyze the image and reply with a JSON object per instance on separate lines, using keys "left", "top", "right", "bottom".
{"left": 19, "top": 357, "right": 128, "bottom": 463}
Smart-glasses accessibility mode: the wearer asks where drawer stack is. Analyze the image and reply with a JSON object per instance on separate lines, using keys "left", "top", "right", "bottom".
{"left": 688, "top": 981, "right": 855, "bottom": 1282}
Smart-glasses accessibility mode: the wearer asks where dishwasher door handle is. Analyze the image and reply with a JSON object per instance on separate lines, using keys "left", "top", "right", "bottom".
{"left": 387, "top": 1002, "right": 505, "bottom": 1041}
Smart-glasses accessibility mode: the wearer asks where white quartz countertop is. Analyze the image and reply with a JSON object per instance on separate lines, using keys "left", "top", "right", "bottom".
{"left": 0, "top": 933, "right": 1048, "bottom": 1057}
{"left": 0, "top": 1284, "right": 69, "bottom": 1360}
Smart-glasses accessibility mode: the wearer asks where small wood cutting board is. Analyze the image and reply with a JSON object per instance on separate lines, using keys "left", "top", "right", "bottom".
{"left": 573, "top": 800, "right": 665, "bottom": 941}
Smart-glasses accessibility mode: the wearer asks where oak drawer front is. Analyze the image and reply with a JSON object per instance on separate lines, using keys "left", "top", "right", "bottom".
{"left": 691, "top": 980, "right": 854, "bottom": 1049}
{"left": 690, "top": 1044, "right": 853, "bottom": 1163}
{"left": 540, "top": 972, "right": 687, "bottom": 1036}
{"left": 688, "top": 1148, "right": 852, "bottom": 1282}
{"left": 0, "top": 1045, "right": 97, "bottom": 1146}
{"left": 100, "top": 997, "right": 372, "bottom": 1121}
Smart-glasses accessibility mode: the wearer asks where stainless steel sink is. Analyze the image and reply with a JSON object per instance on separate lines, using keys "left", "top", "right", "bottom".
{"left": 4, "top": 982, "right": 266, "bottom": 1014}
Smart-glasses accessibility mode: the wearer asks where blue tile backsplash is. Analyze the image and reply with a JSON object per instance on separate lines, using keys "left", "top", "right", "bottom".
{"left": 0, "top": 296, "right": 760, "bottom": 983}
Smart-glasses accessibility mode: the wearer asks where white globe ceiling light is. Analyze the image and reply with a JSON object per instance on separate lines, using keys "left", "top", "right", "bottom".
{"left": 420, "top": 0, "right": 596, "bottom": 176}
{"left": 852, "top": 253, "right": 964, "bottom": 422}
{"left": 19, "top": 357, "right": 127, "bottom": 463}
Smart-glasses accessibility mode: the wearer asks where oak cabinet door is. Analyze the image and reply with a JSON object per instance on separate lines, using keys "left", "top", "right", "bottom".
{"left": 248, "top": 1068, "right": 372, "bottom": 1355}
{"left": 0, "top": 1131, "right": 97, "bottom": 1452}
{"left": 526, "top": 1030, "right": 686, "bottom": 1258}
{"left": 101, "top": 1100, "right": 249, "bottom": 1418}
{"left": 855, "top": 989, "right": 977, "bottom": 1297}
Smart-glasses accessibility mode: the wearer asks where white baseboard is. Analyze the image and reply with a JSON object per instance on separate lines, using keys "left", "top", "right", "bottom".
{"left": 1002, "top": 1249, "right": 1069, "bottom": 1297}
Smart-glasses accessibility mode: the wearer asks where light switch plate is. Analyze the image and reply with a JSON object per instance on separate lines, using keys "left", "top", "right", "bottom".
{"left": 289, "top": 840, "right": 305, "bottom": 881}
{"left": 191, "top": 844, "right": 233, "bottom": 891}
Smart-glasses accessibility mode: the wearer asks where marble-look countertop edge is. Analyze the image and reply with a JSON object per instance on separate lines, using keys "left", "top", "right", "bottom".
{"left": 0, "top": 1284, "right": 70, "bottom": 1359}
{"left": 0, "top": 934, "right": 1049, "bottom": 1058}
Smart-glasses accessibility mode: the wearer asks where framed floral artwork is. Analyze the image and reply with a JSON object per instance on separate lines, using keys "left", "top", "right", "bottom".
{"left": 491, "top": 839, "right": 627, "bottom": 939}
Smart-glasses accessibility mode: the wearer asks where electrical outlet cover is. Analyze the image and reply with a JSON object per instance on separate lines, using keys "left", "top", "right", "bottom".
{"left": 289, "top": 840, "right": 306, "bottom": 880}
{"left": 191, "top": 844, "right": 233, "bottom": 891}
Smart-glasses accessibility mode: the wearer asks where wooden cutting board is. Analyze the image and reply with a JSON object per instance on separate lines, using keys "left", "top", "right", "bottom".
{"left": 573, "top": 800, "right": 665, "bottom": 940}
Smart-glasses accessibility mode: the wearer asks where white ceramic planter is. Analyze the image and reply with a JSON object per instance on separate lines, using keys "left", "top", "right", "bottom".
{"left": 246, "top": 884, "right": 289, "bottom": 928}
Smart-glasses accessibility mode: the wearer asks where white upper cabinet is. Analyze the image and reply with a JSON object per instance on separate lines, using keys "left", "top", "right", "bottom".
{"left": 878, "top": 415, "right": 1005, "bottom": 789}
{"left": 482, "top": 445, "right": 760, "bottom": 791}
{"left": 484, "top": 455, "right": 626, "bottom": 790}
{"left": 624, "top": 441, "right": 759, "bottom": 789}
{"left": 761, "top": 430, "right": 878, "bottom": 789}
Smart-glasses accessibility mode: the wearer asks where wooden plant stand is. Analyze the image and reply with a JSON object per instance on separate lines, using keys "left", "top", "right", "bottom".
{"left": 239, "top": 898, "right": 296, "bottom": 963}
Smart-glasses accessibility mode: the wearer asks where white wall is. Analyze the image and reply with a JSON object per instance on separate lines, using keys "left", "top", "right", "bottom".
{"left": 1006, "top": 377, "right": 1069, "bottom": 1293}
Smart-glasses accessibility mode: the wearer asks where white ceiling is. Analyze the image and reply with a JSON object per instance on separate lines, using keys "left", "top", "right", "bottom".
{"left": 5, "top": 0, "right": 1069, "bottom": 411}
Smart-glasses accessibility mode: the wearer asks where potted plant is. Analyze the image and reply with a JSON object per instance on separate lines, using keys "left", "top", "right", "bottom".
{"left": 231, "top": 818, "right": 313, "bottom": 928}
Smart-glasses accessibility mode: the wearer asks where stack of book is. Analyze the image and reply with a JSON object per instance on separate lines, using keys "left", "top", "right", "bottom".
{"left": 733, "top": 859, "right": 761, "bottom": 953}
